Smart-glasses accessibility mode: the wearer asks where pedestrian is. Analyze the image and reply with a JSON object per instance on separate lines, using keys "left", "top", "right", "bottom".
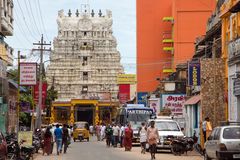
{"left": 95, "top": 123, "right": 101, "bottom": 141}
{"left": 139, "top": 122, "right": 147, "bottom": 154}
{"left": 100, "top": 123, "right": 106, "bottom": 141}
{"left": 42, "top": 127, "right": 53, "bottom": 156}
{"left": 124, "top": 123, "right": 133, "bottom": 151}
{"left": 112, "top": 123, "right": 120, "bottom": 147}
{"left": 49, "top": 125, "right": 55, "bottom": 154}
{"left": 147, "top": 120, "right": 159, "bottom": 160}
{"left": 105, "top": 124, "right": 113, "bottom": 147}
{"left": 119, "top": 124, "right": 125, "bottom": 148}
{"left": 54, "top": 124, "right": 63, "bottom": 155}
{"left": 202, "top": 117, "right": 207, "bottom": 142}
{"left": 62, "top": 124, "right": 70, "bottom": 154}
{"left": 206, "top": 117, "right": 212, "bottom": 140}
{"left": 89, "top": 124, "right": 94, "bottom": 136}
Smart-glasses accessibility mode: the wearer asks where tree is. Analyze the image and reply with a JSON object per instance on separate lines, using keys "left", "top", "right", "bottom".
{"left": 45, "top": 86, "right": 58, "bottom": 117}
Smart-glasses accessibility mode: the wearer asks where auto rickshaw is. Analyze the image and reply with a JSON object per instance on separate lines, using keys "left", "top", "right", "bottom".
{"left": 73, "top": 121, "right": 90, "bottom": 142}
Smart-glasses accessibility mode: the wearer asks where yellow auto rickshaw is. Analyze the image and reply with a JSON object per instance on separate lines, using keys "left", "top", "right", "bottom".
{"left": 73, "top": 121, "right": 90, "bottom": 142}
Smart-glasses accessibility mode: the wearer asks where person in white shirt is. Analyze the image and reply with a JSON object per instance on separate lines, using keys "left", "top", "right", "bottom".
{"left": 89, "top": 125, "right": 94, "bottom": 136}
{"left": 139, "top": 122, "right": 147, "bottom": 154}
{"left": 112, "top": 123, "right": 120, "bottom": 147}
{"left": 100, "top": 124, "right": 106, "bottom": 141}
{"left": 119, "top": 124, "right": 125, "bottom": 148}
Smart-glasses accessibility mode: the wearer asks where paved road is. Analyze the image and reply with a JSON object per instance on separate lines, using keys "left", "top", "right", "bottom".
{"left": 35, "top": 137, "right": 203, "bottom": 160}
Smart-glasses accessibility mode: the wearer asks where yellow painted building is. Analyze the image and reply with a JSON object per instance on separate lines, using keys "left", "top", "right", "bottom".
{"left": 0, "top": 38, "right": 13, "bottom": 66}
{"left": 50, "top": 99, "right": 119, "bottom": 125}
{"left": 220, "top": 0, "right": 240, "bottom": 121}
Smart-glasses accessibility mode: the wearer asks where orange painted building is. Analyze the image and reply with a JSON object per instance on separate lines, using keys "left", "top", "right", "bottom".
{"left": 137, "top": 0, "right": 216, "bottom": 92}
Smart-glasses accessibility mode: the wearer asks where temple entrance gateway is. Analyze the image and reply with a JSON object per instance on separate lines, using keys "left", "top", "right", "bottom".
{"left": 75, "top": 105, "right": 94, "bottom": 125}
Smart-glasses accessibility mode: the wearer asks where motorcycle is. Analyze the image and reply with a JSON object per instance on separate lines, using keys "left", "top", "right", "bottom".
{"left": 170, "top": 136, "right": 194, "bottom": 156}
{"left": 32, "top": 135, "right": 41, "bottom": 153}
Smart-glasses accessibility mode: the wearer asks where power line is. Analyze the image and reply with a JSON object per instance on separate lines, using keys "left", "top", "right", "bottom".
{"left": 24, "top": 0, "right": 41, "bottom": 36}
{"left": 36, "top": 0, "right": 50, "bottom": 41}
{"left": 15, "top": 0, "right": 38, "bottom": 40}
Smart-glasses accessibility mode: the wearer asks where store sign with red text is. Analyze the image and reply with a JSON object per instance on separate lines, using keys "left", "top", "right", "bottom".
{"left": 161, "top": 94, "right": 186, "bottom": 115}
{"left": 20, "top": 63, "right": 37, "bottom": 86}
{"left": 33, "top": 82, "right": 47, "bottom": 110}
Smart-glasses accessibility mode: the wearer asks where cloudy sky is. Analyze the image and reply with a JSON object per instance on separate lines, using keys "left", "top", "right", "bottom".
{"left": 6, "top": 0, "right": 136, "bottom": 73}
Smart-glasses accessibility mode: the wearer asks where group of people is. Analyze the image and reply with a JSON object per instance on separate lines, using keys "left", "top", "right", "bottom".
{"left": 41, "top": 124, "right": 71, "bottom": 156}
{"left": 94, "top": 121, "right": 159, "bottom": 160}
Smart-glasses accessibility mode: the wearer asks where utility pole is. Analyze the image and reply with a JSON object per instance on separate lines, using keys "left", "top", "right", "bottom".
{"left": 33, "top": 34, "right": 51, "bottom": 129}
{"left": 17, "top": 51, "right": 20, "bottom": 133}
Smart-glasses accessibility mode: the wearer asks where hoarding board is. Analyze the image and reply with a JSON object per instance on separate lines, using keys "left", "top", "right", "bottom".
{"left": 117, "top": 74, "right": 136, "bottom": 84}
{"left": 161, "top": 94, "right": 186, "bottom": 115}
{"left": 18, "top": 131, "right": 33, "bottom": 147}
{"left": 149, "top": 98, "right": 160, "bottom": 115}
{"left": 188, "top": 62, "right": 201, "bottom": 86}
{"left": 33, "top": 82, "right": 47, "bottom": 109}
{"left": 137, "top": 92, "right": 148, "bottom": 107}
{"left": 119, "top": 84, "right": 130, "bottom": 104}
{"left": 20, "top": 63, "right": 37, "bottom": 86}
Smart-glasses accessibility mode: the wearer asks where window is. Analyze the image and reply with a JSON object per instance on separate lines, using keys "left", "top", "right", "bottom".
{"left": 223, "top": 127, "right": 240, "bottom": 139}
{"left": 82, "top": 56, "right": 88, "bottom": 66}
{"left": 83, "top": 42, "right": 87, "bottom": 46}
{"left": 82, "top": 86, "right": 88, "bottom": 93}
{"left": 84, "top": 32, "right": 87, "bottom": 36}
{"left": 83, "top": 72, "right": 88, "bottom": 80}
{"left": 213, "top": 128, "right": 221, "bottom": 140}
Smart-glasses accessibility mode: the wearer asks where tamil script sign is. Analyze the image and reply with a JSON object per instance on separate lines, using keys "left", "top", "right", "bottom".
{"left": 117, "top": 74, "right": 136, "bottom": 84}
{"left": 119, "top": 84, "right": 130, "bottom": 104}
{"left": 234, "top": 78, "right": 240, "bottom": 96}
{"left": 33, "top": 82, "right": 47, "bottom": 109}
{"left": 188, "top": 62, "right": 201, "bottom": 86}
{"left": 20, "top": 63, "right": 37, "bottom": 86}
{"left": 161, "top": 94, "right": 186, "bottom": 115}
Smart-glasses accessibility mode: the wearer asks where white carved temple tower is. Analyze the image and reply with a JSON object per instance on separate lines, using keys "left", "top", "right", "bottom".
{"left": 46, "top": 9, "right": 124, "bottom": 102}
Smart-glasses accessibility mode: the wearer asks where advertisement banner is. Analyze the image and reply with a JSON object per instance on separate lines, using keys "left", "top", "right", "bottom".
{"left": 117, "top": 74, "right": 136, "bottom": 84}
{"left": 20, "top": 63, "right": 37, "bottom": 86}
{"left": 33, "top": 82, "right": 47, "bottom": 109}
{"left": 149, "top": 98, "right": 160, "bottom": 115}
{"left": 188, "top": 62, "right": 201, "bottom": 86}
{"left": 137, "top": 92, "right": 148, "bottom": 107}
{"left": 119, "top": 84, "right": 130, "bottom": 104}
{"left": 161, "top": 94, "right": 186, "bottom": 115}
{"left": 18, "top": 131, "right": 33, "bottom": 147}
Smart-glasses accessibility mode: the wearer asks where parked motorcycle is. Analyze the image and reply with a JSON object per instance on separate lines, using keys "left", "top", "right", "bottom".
{"left": 170, "top": 137, "right": 194, "bottom": 156}
{"left": 32, "top": 135, "right": 41, "bottom": 153}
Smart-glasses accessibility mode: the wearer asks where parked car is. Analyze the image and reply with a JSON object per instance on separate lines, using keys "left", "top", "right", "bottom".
{"left": 204, "top": 123, "right": 240, "bottom": 160}
{"left": 148, "top": 116, "right": 184, "bottom": 150}
{"left": 0, "top": 131, "right": 7, "bottom": 159}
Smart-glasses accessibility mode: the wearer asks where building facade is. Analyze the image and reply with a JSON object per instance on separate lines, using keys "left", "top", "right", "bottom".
{"left": 221, "top": 0, "right": 240, "bottom": 121}
{"left": 137, "top": 0, "right": 216, "bottom": 93}
{"left": 46, "top": 9, "right": 123, "bottom": 125}
{"left": 0, "top": 0, "right": 13, "bottom": 36}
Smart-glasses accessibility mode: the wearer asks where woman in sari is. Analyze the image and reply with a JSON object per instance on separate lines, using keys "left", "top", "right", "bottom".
{"left": 124, "top": 123, "right": 133, "bottom": 151}
{"left": 43, "top": 127, "right": 53, "bottom": 156}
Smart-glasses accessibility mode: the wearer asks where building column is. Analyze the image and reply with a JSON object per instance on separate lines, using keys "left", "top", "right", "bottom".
{"left": 50, "top": 106, "right": 55, "bottom": 124}
{"left": 69, "top": 105, "right": 75, "bottom": 125}
{"left": 95, "top": 104, "right": 99, "bottom": 125}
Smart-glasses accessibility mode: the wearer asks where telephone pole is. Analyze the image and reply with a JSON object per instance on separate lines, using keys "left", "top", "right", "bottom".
{"left": 33, "top": 34, "right": 51, "bottom": 129}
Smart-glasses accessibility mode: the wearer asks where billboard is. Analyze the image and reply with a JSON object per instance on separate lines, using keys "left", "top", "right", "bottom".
{"left": 149, "top": 98, "right": 160, "bottom": 115}
{"left": 137, "top": 92, "right": 148, "bottom": 107}
{"left": 20, "top": 63, "right": 37, "bottom": 86}
{"left": 119, "top": 84, "right": 130, "bottom": 104}
{"left": 33, "top": 82, "right": 47, "bottom": 109}
{"left": 188, "top": 62, "right": 201, "bottom": 86}
{"left": 161, "top": 94, "right": 186, "bottom": 115}
{"left": 117, "top": 74, "right": 136, "bottom": 84}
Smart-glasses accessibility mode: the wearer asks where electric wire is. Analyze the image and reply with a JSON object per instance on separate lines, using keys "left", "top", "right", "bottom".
{"left": 24, "top": 0, "right": 41, "bottom": 36}
{"left": 16, "top": 0, "right": 38, "bottom": 40}
{"left": 36, "top": 0, "right": 50, "bottom": 41}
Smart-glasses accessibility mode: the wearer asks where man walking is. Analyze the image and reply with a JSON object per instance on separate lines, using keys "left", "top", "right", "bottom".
{"left": 147, "top": 121, "right": 159, "bottom": 160}
{"left": 62, "top": 124, "right": 70, "bottom": 154}
{"left": 105, "top": 124, "right": 113, "bottom": 147}
{"left": 112, "top": 123, "right": 120, "bottom": 147}
{"left": 54, "top": 124, "right": 63, "bottom": 155}
{"left": 202, "top": 117, "right": 207, "bottom": 142}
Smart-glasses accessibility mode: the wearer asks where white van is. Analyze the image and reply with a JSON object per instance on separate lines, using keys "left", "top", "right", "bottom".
{"left": 148, "top": 116, "right": 184, "bottom": 150}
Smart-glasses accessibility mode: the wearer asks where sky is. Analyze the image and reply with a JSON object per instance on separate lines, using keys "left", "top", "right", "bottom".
{"left": 6, "top": 0, "right": 136, "bottom": 73}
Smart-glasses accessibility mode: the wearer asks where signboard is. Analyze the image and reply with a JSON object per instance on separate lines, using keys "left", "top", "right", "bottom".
{"left": 18, "top": 131, "right": 33, "bottom": 147}
{"left": 20, "top": 63, "right": 37, "bottom": 85}
{"left": 188, "top": 62, "right": 201, "bottom": 86}
{"left": 228, "top": 38, "right": 240, "bottom": 58}
{"left": 164, "top": 82, "right": 175, "bottom": 91}
{"left": 161, "top": 94, "right": 186, "bottom": 115}
{"left": 137, "top": 92, "right": 148, "bottom": 107}
{"left": 127, "top": 109, "right": 153, "bottom": 115}
{"left": 234, "top": 78, "right": 240, "bottom": 96}
{"left": 149, "top": 98, "right": 160, "bottom": 115}
{"left": 33, "top": 82, "right": 47, "bottom": 109}
{"left": 117, "top": 74, "right": 136, "bottom": 84}
{"left": 119, "top": 84, "right": 130, "bottom": 104}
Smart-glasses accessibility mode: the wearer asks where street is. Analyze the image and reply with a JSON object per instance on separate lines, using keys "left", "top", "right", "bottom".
{"left": 35, "top": 137, "right": 203, "bottom": 160}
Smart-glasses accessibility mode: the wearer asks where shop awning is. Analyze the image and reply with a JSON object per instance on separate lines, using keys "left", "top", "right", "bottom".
{"left": 184, "top": 95, "right": 201, "bottom": 105}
